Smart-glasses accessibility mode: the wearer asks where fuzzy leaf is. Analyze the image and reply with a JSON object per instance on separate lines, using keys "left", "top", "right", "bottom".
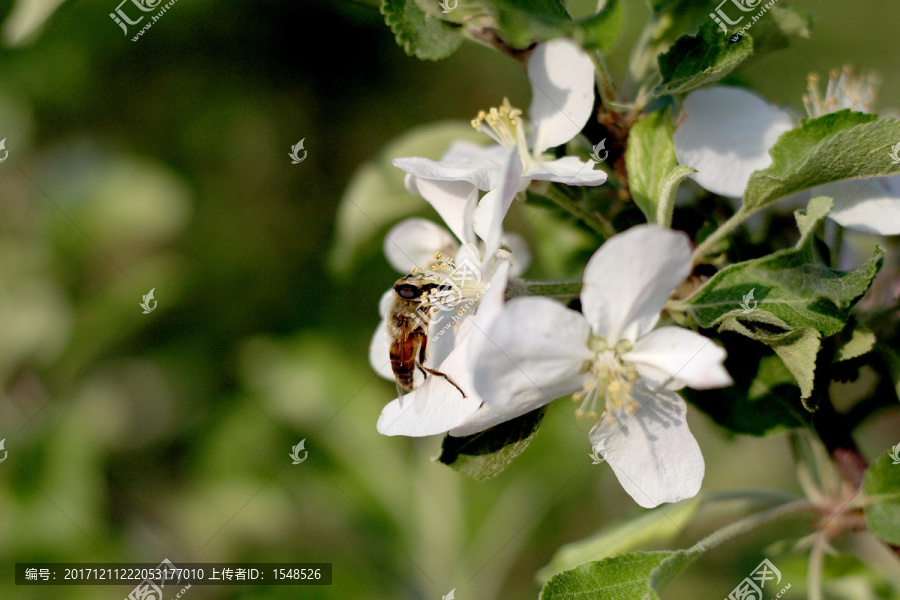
{"left": 539, "top": 548, "right": 703, "bottom": 600}
{"left": 719, "top": 320, "right": 820, "bottom": 403}
{"left": 684, "top": 197, "right": 884, "bottom": 338}
{"left": 655, "top": 20, "right": 753, "bottom": 95}
{"left": 625, "top": 108, "right": 677, "bottom": 223}
{"left": 743, "top": 111, "right": 900, "bottom": 211}
{"left": 657, "top": 166, "right": 697, "bottom": 225}
{"left": 536, "top": 496, "right": 703, "bottom": 583}
{"left": 381, "top": 0, "right": 464, "bottom": 60}
{"left": 835, "top": 319, "right": 876, "bottom": 362}
{"left": 436, "top": 408, "right": 544, "bottom": 479}
{"left": 539, "top": 552, "right": 672, "bottom": 600}
{"left": 573, "top": 0, "right": 624, "bottom": 53}
{"left": 484, "top": 0, "right": 572, "bottom": 48}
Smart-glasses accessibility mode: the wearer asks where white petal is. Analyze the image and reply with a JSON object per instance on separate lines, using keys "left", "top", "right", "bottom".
{"left": 466, "top": 296, "right": 592, "bottom": 426}
{"left": 393, "top": 141, "right": 506, "bottom": 192}
{"left": 811, "top": 177, "right": 900, "bottom": 235}
{"left": 472, "top": 259, "right": 510, "bottom": 326}
{"left": 673, "top": 87, "right": 795, "bottom": 198}
{"left": 384, "top": 218, "right": 458, "bottom": 273}
{"left": 427, "top": 259, "right": 511, "bottom": 368}
{"left": 376, "top": 330, "right": 483, "bottom": 437}
{"left": 404, "top": 177, "right": 478, "bottom": 243}
{"left": 625, "top": 326, "right": 732, "bottom": 390}
{"left": 443, "top": 139, "right": 510, "bottom": 164}
{"left": 502, "top": 233, "right": 532, "bottom": 276}
{"left": 473, "top": 147, "right": 522, "bottom": 258}
{"left": 526, "top": 156, "right": 608, "bottom": 186}
{"left": 369, "top": 317, "right": 395, "bottom": 381}
{"left": 581, "top": 226, "right": 692, "bottom": 342}
{"left": 528, "top": 38, "right": 596, "bottom": 155}
{"left": 589, "top": 384, "right": 704, "bottom": 508}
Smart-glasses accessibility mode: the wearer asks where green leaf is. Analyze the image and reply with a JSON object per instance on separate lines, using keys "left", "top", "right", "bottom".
{"left": 743, "top": 111, "right": 900, "bottom": 211}
{"left": 656, "top": 166, "right": 696, "bottom": 227}
{"left": 835, "top": 319, "right": 876, "bottom": 363}
{"left": 478, "top": 0, "right": 623, "bottom": 52}
{"left": 539, "top": 549, "right": 703, "bottom": 600}
{"left": 684, "top": 349, "right": 809, "bottom": 436}
{"left": 684, "top": 197, "right": 884, "bottom": 338}
{"left": 484, "top": 0, "right": 572, "bottom": 48}
{"left": 655, "top": 20, "right": 753, "bottom": 95}
{"left": 436, "top": 408, "right": 544, "bottom": 479}
{"left": 540, "top": 501, "right": 816, "bottom": 600}
{"left": 683, "top": 197, "right": 882, "bottom": 403}
{"left": 719, "top": 321, "right": 820, "bottom": 403}
{"left": 573, "top": 0, "right": 624, "bottom": 53}
{"left": 536, "top": 496, "right": 703, "bottom": 584}
{"left": 539, "top": 552, "right": 673, "bottom": 600}
{"left": 745, "top": 6, "right": 812, "bottom": 56}
{"left": 625, "top": 108, "right": 677, "bottom": 223}
{"left": 328, "top": 121, "right": 484, "bottom": 275}
{"left": 864, "top": 450, "right": 900, "bottom": 546}
{"left": 381, "top": 0, "right": 464, "bottom": 61}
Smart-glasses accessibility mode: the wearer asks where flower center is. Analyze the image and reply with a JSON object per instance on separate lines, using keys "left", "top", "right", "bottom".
{"left": 803, "top": 66, "right": 880, "bottom": 118}
{"left": 471, "top": 98, "right": 533, "bottom": 171}
{"left": 413, "top": 251, "right": 486, "bottom": 315}
{"left": 572, "top": 336, "right": 639, "bottom": 423}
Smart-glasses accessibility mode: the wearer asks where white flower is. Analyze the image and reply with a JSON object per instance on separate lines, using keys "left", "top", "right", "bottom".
{"left": 460, "top": 226, "right": 732, "bottom": 508}
{"left": 673, "top": 70, "right": 900, "bottom": 235}
{"left": 369, "top": 164, "right": 527, "bottom": 437}
{"left": 393, "top": 38, "right": 607, "bottom": 241}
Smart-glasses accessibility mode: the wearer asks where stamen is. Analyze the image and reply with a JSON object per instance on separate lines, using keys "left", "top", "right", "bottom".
{"left": 803, "top": 66, "right": 880, "bottom": 118}
{"left": 471, "top": 98, "right": 532, "bottom": 170}
{"left": 573, "top": 340, "right": 640, "bottom": 422}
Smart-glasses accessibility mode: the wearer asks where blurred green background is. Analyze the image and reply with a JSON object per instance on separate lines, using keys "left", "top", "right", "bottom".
{"left": 1, "top": 0, "right": 899, "bottom": 598}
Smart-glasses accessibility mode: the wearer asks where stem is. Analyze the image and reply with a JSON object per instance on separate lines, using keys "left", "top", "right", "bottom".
{"left": 808, "top": 536, "right": 827, "bottom": 600}
{"left": 591, "top": 53, "right": 618, "bottom": 109}
{"left": 690, "top": 500, "right": 817, "bottom": 554}
{"left": 505, "top": 280, "right": 582, "bottom": 301}
{"left": 704, "top": 489, "right": 804, "bottom": 505}
{"left": 542, "top": 186, "right": 612, "bottom": 237}
{"left": 691, "top": 208, "right": 750, "bottom": 264}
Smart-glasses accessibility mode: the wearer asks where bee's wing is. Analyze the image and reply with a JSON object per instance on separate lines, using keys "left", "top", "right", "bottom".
{"left": 390, "top": 319, "right": 426, "bottom": 403}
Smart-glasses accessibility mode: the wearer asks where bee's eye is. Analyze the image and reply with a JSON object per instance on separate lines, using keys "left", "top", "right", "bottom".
{"left": 395, "top": 284, "right": 421, "bottom": 299}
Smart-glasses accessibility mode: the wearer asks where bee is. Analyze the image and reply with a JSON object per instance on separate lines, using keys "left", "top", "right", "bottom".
{"left": 387, "top": 274, "right": 466, "bottom": 402}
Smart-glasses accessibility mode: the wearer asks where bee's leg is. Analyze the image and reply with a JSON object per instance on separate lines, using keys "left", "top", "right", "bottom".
{"left": 418, "top": 365, "right": 466, "bottom": 399}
